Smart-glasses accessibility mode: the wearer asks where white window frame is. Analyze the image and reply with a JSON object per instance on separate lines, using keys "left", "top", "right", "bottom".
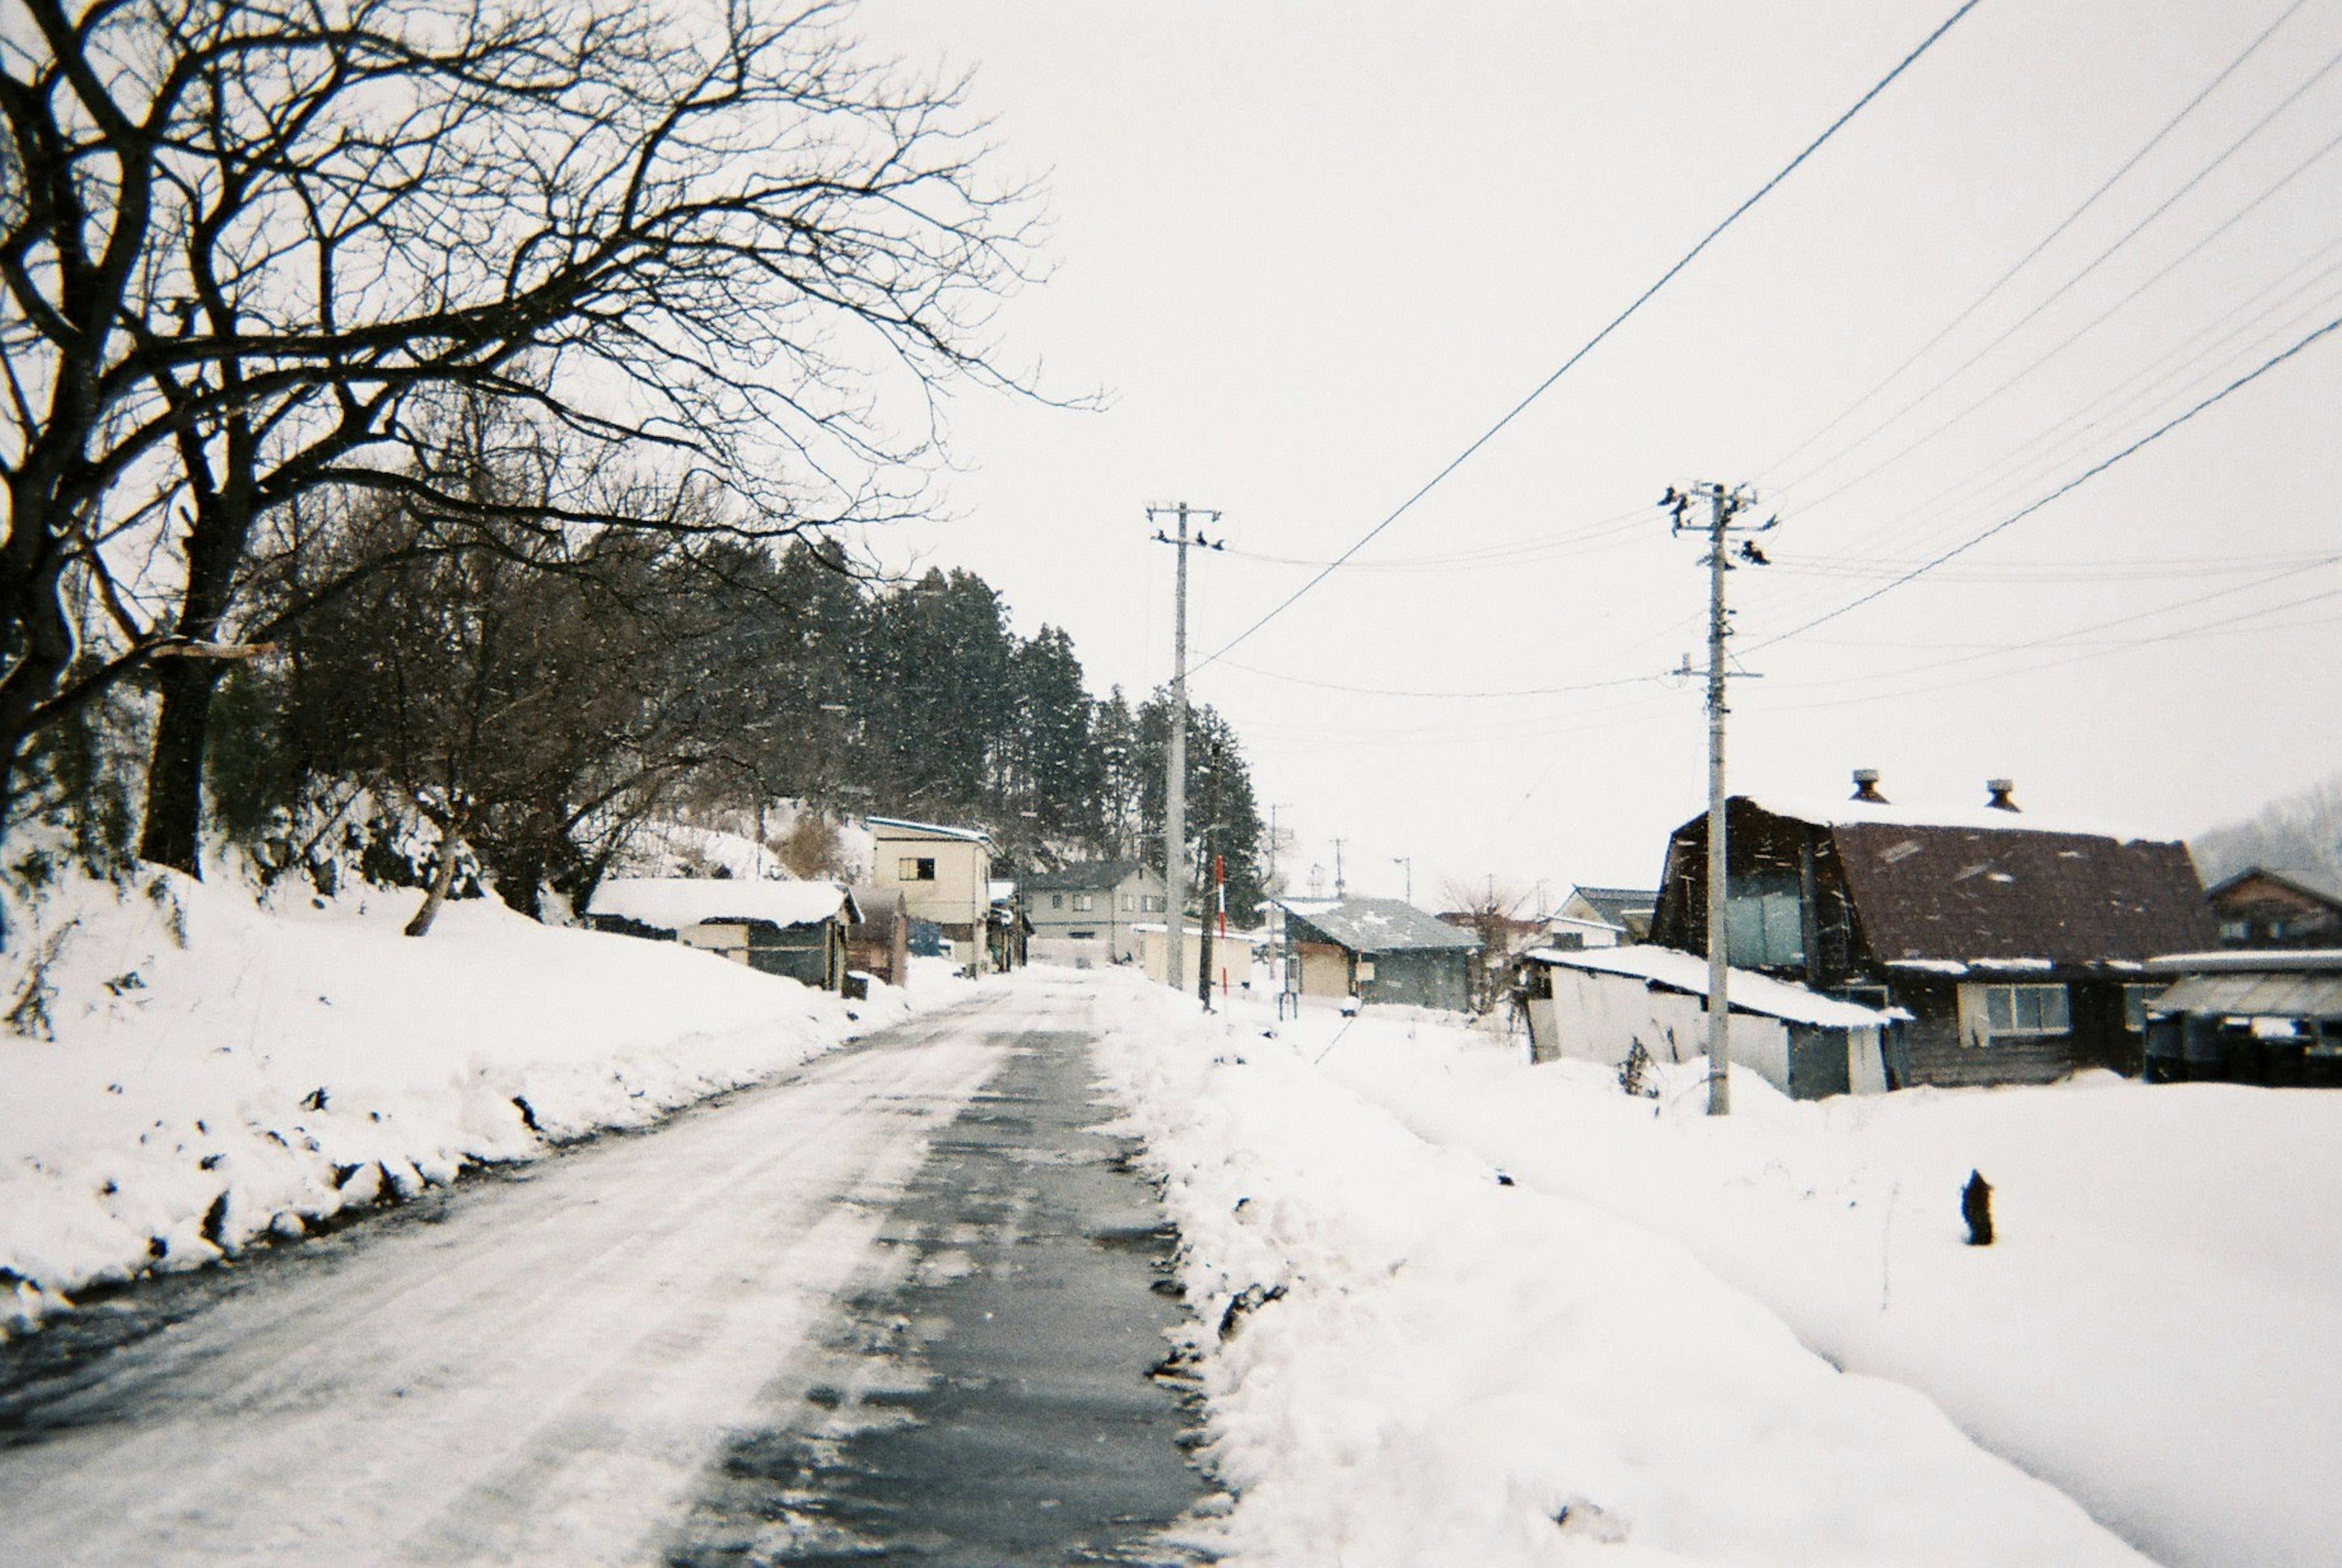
{"left": 1982, "top": 983, "right": 2069, "bottom": 1039}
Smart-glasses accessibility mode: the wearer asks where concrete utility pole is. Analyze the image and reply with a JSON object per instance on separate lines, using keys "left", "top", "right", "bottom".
{"left": 1394, "top": 856, "right": 1411, "bottom": 905}
{"left": 1150, "top": 503, "right": 1221, "bottom": 998}
{"left": 1332, "top": 837, "right": 1346, "bottom": 899}
{"left": 1662, "top": 481, "right": 1775, "bottom": 1116}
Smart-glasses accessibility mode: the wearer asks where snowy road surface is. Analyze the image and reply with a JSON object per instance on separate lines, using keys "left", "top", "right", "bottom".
{"left": 0, "top": 981, "right": 1205, "bottom": 1566}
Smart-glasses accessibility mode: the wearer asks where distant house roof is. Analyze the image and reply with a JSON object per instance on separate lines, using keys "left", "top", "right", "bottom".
{"left": 867, "top": 815, "right": 994, "bottom": 847}
{"left": 2205, "top": 865, "right": 2342, "bottom": 908}
{"left": 586, "top": 877, "right": 858, "bottom": 932}
{"left": 1567, "top": 885, "right": 1657, "bottom": 933}
{"left": 1711, "top": 796, "right": 2216, "bottom": 967}
{"left": 1025, "top": 860, "right": 1148, "bottom": 893}
{"left": 1281, "top": 896, "right": 1480, "bottom": 954}
{"left": 1524, "top": 945, "right": 1906, "bottom": 1028}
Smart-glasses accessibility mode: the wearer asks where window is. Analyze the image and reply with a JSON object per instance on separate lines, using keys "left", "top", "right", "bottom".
{"left": 2122, "top": 984, "right": 2158, "bottom": 1033}
{"left": 1981, "top": 984, "right": 2069, "bottom": 1038}
{"left": 1122, "top": 893, "right": 1137, "bottom": 912}
{"left": 1073, "top": 894, "right": 1095, "bottom": 912}
{"left": 1067, "top": 929, "right": 1097, "bottom": 940}
{"left": 900, "top": 857, "right": 936, "bottom": 882}
{"left": 1724, "top": 873, "right": 1803, "bottom": 968}
{"left": 1051, "top": 893, "right": 1064, "bottom": 910}
{"left": 1141, "top": 895, "right": 1166, "bottom": 913}
{"left": 2219, "top": 919, "right": 2249, "bottom": 941}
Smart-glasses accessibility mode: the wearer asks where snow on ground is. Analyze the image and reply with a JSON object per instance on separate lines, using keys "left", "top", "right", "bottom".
{"left": 1, "top": 870, "right": 964, "bottom": 1330}
{"left": 1228, "top": 995, "right": 2342, "bottom": 1568}
{"left": 1086, "top": 971, "right": 2152, "bottom": 1568}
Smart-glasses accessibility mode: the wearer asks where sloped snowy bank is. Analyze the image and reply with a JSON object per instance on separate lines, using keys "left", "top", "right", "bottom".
{"left": 1084, "top": 973, "right": 2150, "bottom": 1567}
{"left": 1, "top": 872, "right": 947, "bottom": 1330}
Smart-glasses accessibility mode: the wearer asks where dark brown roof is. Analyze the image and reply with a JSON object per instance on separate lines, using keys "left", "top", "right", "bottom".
{"left": 1829, "top": 820, "right": 2216, "bottom": 965}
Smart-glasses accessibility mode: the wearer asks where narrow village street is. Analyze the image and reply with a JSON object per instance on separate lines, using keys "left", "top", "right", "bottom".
{"left": 0, "top": 979, "right": 1207, "bottom": 1567}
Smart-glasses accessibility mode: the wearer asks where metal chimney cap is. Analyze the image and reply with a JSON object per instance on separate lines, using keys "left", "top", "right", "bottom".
{"left": 1851, "top": 768, "right": 1888, "bottom": 803}
{"left": 1985, "top": 778, "right": 2020, "bottom": 811}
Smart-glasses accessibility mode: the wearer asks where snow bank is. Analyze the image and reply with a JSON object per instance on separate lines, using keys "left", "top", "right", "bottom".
{"left": 1296, "top": 1010, "right": 2342, "bottom": 1568}
{"left": 1085, "top": 974, "right": 2149, "bottom": 1567}
{"left": 1, "top": 872, "right": 948, "bottom": 1330}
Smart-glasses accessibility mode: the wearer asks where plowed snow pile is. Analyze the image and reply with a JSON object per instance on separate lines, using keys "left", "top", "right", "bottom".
{"left": 1089, "top": 972, "right": 2154, "bottom": 1567}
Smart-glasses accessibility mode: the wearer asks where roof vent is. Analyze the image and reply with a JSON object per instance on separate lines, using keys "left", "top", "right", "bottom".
{"left": 1986, "top": 778, "right": 2020, "bottom": 812}
{"left": 1851, "top": 768, "right": 1888, "bottom": 804}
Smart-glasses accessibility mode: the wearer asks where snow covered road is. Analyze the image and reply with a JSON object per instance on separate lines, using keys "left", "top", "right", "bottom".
{"left": 0, "top": 991, "right": 1045, "bottom": 1566}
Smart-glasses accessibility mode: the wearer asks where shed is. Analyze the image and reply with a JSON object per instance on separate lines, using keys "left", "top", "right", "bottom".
{"left": 1518, "top": 945, "right": 1902, "bottom": 1100}
{"left": 1280, "top": 897, "right": 1480, "bottom": 1011}
{"left": 585, "top": 877, "right": 860, "bottom": 992}
{"left": 2141, "top": 948, "right": 2342, "bottom": 1086}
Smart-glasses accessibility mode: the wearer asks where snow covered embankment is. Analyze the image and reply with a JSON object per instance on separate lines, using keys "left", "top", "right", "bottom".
{"left": 1087, "top": 974, "right": 2149, "bottom": 1568}
{"left": 2, "top": 873, "right": 941, "bottom": 1330}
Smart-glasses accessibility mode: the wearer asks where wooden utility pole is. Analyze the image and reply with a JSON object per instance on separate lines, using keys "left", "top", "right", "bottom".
{"left": 1662, "top": 482, "right": 1774, "bottom": 1116}
{"left": 1150, "top": 504, "right": 1221, "bottom": 998}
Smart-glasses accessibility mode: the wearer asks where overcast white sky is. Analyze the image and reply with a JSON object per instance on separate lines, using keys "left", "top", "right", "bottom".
{"left": 849, "top": 0, "right": 2342, "bottom": 909}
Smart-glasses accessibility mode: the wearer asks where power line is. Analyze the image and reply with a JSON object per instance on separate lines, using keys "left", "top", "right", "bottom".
{"left": 1218, "top": 659, "right": 1667, "bottom": 701}
{"left": 1187, "top": 0, "right": 1988, "bottom": 674}
{"left": 1763, "top": 583, "right": 2342, "bottom": 714}
{"left": 1774, "top": 29, "right": 2342, "bottom": 503}
{"left": 1784, "top": 119, "right": 2342, "bottom": 524}
{"left": 1758, "top": 0, "right": 2317, "bottom": 484}
{"left": 1752, "top": 309, "right": 2342, "bottom": 651}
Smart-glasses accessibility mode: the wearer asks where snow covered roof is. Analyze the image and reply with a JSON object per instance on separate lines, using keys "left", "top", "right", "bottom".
{"left": 586, "top": 877, "right": 855, "bottom": 933}
{"left": 1742, "top": 790, "right": 2149, "bottom": 841}
{"left": 1281, "top": 897, "right": 1480, "bottom": 953}
{"left": 2151, "top": 972, "right": 2342, "bottom": 1021}
{"left": 865, "top": 815, "right": 994, "bottom": 847}
{"left": 1524, "top": 945, "right": 1907, "bottom": 1028}
{"left": 2144, "top": 949, "right": 2342, "bottom": 975}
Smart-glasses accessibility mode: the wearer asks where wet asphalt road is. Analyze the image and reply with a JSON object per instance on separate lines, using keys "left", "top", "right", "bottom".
{"left": 0, "top": 976, "right": 1210, "bottom": 1566}
{"left": 667, "top": 1014, "right": 1209, "bottom": 1566}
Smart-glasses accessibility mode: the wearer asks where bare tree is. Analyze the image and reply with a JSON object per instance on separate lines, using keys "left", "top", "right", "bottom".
{"left": 0, "top": 0, "right": 1045, "bottom": 868}
{"left": 1439, "top": 873, "right": 1531, "bottom": 1012}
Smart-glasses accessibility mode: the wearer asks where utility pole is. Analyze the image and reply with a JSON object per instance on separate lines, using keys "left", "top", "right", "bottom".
{"left": 1394, "top": 856, "right": 1411, "bottom": 905}
{"left": 1198, "top": 736, "right": 1222, "bottom": 1009}
{"left": 1661, "top": 481, "right": 1775, "bottom": 1116}
{"left": 1150, "top": 503, "right": 1222, "bottom": 998}
{"left": 1332, "top": 837, "right": 1346, "bottom": 899}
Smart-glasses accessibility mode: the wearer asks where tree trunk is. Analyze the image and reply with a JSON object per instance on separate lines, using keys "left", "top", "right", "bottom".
{"left": 137, "top": 659, "right": 224, "bottom": 876}
{"left": 404, "top": 822, "right": 467, "bottom": 937}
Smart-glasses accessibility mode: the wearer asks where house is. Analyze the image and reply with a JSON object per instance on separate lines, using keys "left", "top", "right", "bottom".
{"left": 2205, "top": 867, "right": 2342, "bottom": 949}
{"left": 1025, "top": 861, "right": 1167, "bottom": 967}
{"left": 1280, "top": 896, "right": 1481, "bottom": 1011}
{"left": 584, "top": 876, "right": 861, "bottom": 991}
{"left": 1646, "top": 774, "right": 2218, "bottom": 1087}
{"left": 1556, "top": 885, "right": 1657, "bottom": 944}
{"left": 868, "top": 816, "right": 995, "bottom": 973}
{"left": 1517, "top": 945, "right": 1900, "bottom": 1099}
{"left": 2141, "top": 948, "right": 2342, "bottom": 1086}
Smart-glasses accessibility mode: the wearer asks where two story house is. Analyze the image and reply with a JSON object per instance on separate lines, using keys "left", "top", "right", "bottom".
{"left": 1024, "top": 861, "right": 1166, "bottom": 968}
{"left": 1647, "top": 775, "right": 2218, "bottom": 1086}
{"left": 868, "top": 816, "right": 995, "bottom": 973}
